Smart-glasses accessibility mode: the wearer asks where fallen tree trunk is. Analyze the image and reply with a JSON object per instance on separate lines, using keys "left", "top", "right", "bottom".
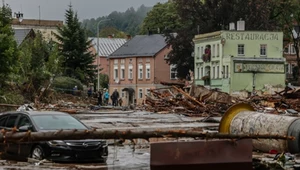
{"left": 0, "top": 129, "right": 295, "bottom": 143}
{"left": 172, "top": 86, "right": 206, "bottom": 108}
{"left": 160, "top": 81, "right": 185, "bottom": 88}
{"left": 0, "top": 104, "right": 20, "bottom": 107}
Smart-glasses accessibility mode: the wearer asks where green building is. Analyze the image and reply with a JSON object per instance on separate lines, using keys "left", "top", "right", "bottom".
{"left": 193, "top": 23, "right": 285, "bottom": 94}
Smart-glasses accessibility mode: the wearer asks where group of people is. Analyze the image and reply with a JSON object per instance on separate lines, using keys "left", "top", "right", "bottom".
{"left": 89, "top": 88, "right": 122, "bottom": 107}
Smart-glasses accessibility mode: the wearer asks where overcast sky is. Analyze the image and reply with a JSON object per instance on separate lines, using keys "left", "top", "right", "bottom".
{"left": 5, "top": 0, "right": 167, "bottom": 21}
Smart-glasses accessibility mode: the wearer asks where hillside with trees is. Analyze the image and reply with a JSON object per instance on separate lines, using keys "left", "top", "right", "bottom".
{"left": 82, "top": 5, "right": 152, "bottom": 37}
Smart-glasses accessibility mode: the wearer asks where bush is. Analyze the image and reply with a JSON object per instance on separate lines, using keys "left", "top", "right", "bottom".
{"left": 0, "top": 88, "right": 24, "bottom": 105}
{"left": 52, "top": 76, "right": 83, "bottom": 94}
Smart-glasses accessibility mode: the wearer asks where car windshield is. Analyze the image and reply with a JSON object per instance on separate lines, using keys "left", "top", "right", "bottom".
{"left": 31, "top": 114, "right": 87, "bottom": 130}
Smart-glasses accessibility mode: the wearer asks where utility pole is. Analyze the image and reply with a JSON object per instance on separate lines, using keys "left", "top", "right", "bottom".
{"left": 96, "top": 19, "right": 111, "bottom": 91}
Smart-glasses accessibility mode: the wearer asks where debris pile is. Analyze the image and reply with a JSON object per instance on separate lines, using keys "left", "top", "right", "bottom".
{"left": 144, "top": 84, "right": 235, "bottom": 116}
{"left": 144, "top": 82, "right": 300, "bottom": 116}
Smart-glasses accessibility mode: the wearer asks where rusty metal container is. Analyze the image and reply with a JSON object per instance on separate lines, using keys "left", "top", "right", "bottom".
{"left": 219, "top": 103, "right": 300, "bottom": 153}
{"left": 150, "top": 139, "right": 253, "bottom": 170}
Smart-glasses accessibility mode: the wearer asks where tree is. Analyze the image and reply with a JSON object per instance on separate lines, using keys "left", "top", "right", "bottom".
{"left": 55, "top": 5, "right": 96, "bottom": 84}
{"left": 98, "top": 27, "right": 127, "bottom": 38}
{"left": 16, "top": 32, "right": 63, "bottom": 100}
{"left": 0, "top": 4, "right": 18, "bottom": 87}
{"left": 140, "top": 2, "right": 180, "bottom": 34}
{"left": 81, "top": 5, "right": 152, "bottom": 36}
{"left": 270, "top": 0, "right": 300, "bottom": 81}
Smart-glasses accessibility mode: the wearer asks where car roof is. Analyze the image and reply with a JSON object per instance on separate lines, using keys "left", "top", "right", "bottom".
{"left": 0, "top": 111, "right": 70, "bottom": 116}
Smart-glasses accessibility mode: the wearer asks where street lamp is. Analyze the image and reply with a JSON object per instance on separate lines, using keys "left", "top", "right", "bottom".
{"left": 96, "top": 18, "right": 111, "bottom": 91}
{"left": 14, "top": 11, "right": 23, "bottom": 23}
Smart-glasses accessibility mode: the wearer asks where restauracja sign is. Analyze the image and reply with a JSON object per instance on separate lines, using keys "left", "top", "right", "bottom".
{"left": 224, "top": 33, "right": 279, "bottom": 41}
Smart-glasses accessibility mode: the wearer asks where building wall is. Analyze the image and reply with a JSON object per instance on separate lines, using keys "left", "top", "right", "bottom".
{"left": 194, "top": 30, "right": 286, "bottom": 94}
{"left": 12, "top": 19, "right": 63, "bottom": 42}
{"left": 108, "top": 47, "right": 177, "bottom": 105}
{"left": 154, "top": 46, "right": 178, "bottom": 83}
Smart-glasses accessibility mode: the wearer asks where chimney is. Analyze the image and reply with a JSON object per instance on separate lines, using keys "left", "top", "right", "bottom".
{"left": 126, "top": 34, "right": 132, "bottom": 40}
{"left": 229, "top": 22, "right": 235, "bottom": 30}
{"left": 237, "top": 18, "right": 245, "bottom": 31}
{"left": 108, "top": 35, "right": 113, "bottom": 38}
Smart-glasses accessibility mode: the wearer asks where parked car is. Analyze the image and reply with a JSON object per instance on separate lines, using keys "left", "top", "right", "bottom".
{"left": 0, "top": 111, "right": 108, "bottom": 162}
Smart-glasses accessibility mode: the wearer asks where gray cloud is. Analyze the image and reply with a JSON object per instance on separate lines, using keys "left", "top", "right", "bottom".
{"left": 5, "top": 0, "right": 167, "bottom": 21}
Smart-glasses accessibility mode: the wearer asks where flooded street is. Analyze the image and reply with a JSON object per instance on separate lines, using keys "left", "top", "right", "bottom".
{"left": 0, "top": 111, "right": 219, "bottom": 170}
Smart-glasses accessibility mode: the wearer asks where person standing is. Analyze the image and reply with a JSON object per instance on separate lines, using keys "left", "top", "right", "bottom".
{"left": 87, "top": 88, "right": 92, "bottom": 97}
{"left": 97, "top": 90, "right": 103, "bottom": 106}
{"left": 104, "top": 89, "right": 109, "bottom": 105}
{"left": 112, "top": 89, "right": 119, "bottom": 106}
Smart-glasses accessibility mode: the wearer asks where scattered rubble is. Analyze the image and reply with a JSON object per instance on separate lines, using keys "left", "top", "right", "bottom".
{"left": 143, "top": 82, "right": 300, "bottom": 117}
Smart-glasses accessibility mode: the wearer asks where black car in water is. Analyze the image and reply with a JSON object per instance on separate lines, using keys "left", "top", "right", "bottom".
{"left": 0, "top": 111, "right": 108, "bottom": 162}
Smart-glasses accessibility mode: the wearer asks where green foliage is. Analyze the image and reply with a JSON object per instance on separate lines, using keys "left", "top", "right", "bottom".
{"left": 82, "top": 5, "right": 152, "bottom": 36}
{"left": 100, "top": 74, "right": 109, "bottom": 89}
{"left": 99, "top": 27, "right": 127, "bottom": 38}
{"left": 52, "top": 76, "right": 83, "bottom": 93}
{"left": 14, "top": 31, "right": 63, "bottom": 100}
{"left": 0, "top": 4, "right": 19, "bottom": 86}
{"left": 55, "top": 5, "right": 96, "bottom": 84}
{"left": 0, "top": 88, "right": 24, "bottom": 105}
{"left": 140, "top": 2, "right": 180, "bottom": 34}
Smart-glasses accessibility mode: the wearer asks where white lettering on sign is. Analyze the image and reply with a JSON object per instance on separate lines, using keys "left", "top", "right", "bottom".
{"left": 235, "top": 63, "right": 284, "bottom": 73}
{"left": 225, "top": 33, "right": 279, "bottom": 41}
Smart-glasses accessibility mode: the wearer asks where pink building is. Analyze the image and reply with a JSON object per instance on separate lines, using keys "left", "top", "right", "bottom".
{"left": 89, "top": 37, "right": 127, "bottom": 76}
{"left": 108, "top": 34, "right": 179, "bottom": 106}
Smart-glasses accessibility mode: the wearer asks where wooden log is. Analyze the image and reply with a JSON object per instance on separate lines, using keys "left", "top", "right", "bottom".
{"left": 0, "top": 129, "right": 295, "bottom": 143}
{"left": 0, "top": 104, "right": 20, "bottom": 107}
{"left": 160, "top": 81, "right": 185, "bottom": 87}
{"left": 172, "top": 86, "right": 206, "bottom": 108}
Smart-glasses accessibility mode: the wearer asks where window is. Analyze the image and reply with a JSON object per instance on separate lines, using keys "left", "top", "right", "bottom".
{"left": 0, "top": 116, "right": 8, "bottom": 127}
{"left": 216, "top": 65, "right": 220, "bottom": 79}
{"left": 146, "top": 64, "right": 150, "bottom": 79}
{"left": 170, "top": 64, "right": 178, "bottom": 79}
{"left": 138, "top": 58, "right": 143, "bottom": 63}
{"left": 128, "top": 64, "right": 133, "bottom": 79}
{"left": 122, "top": 91, "right": 125, "bottom": 98}
{"left": 197, "top": 47, "right": 200, "bottom": 58}
{"left": 238, "top": 44, "right": 245, "bottom": 56}
{"left": 114, "top": 65, "right": 118, "bottom": 80}
{"left": 114, "top": 59, "right": 118, "bottom": 64}
{"left": 212, "top": 44, "right": 215, "bottom": 57}
{"left": 284, "top": 45, "right": 290, "bottom": 54}
{"left": 291, "top": 44, "right": 296, "bottom": 54}
{"left": 120, "top": 65, "right": 125, "bottom": 79}
{"left": 223, "top": 66, "right": 225, "bottom": 78}
{"left": 121, "top": 59, "right": 125, "bottom": 64}
{"left": 138, "top": 64, "right": 143, "bottom": 79}
{"left": 138, "top": 88, "right": 143, "bottom": 99}
{"left": 197, "top": 67, "right": 200, "bottom": 79}
{"left": 226, "top": 65, "right": 229, "bottom": 78}
{"left": 260, "top": 44, "right": 267, "bottom": 56}
{"left": 212, "top": 66, "right": 215, "bottom": 79}
{"left": 6, "top": 115, "right": 18, "bottom": 128}
{"left": 17, "top": 115, "right": 31, "bottom": 128}
{"left": 146, "top": 88, "right": 150, "bottom": 96}
{"left": 200, "top": 67, "right": 203, "bottom": 78}
{"left": 217, "top": 44, "right": 220, "bottom": 57}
